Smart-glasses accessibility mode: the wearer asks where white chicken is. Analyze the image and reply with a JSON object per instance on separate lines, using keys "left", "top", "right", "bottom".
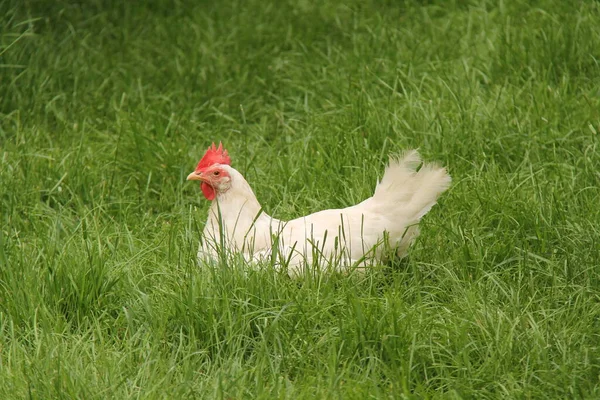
{"left": 187, "top": 143, "right": 450, "bottom": 275}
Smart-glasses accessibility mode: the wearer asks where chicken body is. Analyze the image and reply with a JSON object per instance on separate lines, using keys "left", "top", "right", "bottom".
{"left": 194, "top": 150, "right": 451, "bottom": 275}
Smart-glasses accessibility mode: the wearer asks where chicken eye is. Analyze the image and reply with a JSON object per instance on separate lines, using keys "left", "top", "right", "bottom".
{"left": 213, "top": 171, "right": 220, "bottom": 176}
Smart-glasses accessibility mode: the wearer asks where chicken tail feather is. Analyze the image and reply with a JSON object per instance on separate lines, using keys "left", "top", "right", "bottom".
{"left": 373, "top": 150, "right": 451, "bottom": 223}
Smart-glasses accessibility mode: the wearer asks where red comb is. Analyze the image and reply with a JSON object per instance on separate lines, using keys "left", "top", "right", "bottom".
{"left": 195, "top": 142, "right": 231, "bottom": 171}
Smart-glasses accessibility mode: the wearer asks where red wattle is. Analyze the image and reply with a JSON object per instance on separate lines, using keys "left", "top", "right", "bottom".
{"left": 201, "top": 182, "right": 215, "bottom": 200}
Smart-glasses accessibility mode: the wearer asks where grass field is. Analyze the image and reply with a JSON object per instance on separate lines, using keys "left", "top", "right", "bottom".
{"left": 2, "top": 0, "right": 600, "bottom": 398}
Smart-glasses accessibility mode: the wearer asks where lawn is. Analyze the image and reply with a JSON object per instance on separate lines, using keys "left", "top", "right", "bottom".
{"left": 1, "top": 0, "right": 600, "bottom": 398}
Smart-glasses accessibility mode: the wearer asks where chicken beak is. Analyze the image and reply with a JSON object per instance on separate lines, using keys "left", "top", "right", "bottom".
{"left": 187, "top": 171, "right": 205, "bottom": 181}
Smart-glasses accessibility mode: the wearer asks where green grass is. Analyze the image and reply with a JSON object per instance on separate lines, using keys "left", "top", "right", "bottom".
{"left": 1, "top": 0, "right": 600, "bottom": 397}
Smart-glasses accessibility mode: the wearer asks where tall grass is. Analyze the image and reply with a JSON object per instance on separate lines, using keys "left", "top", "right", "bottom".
{"left": 1, "top": 0, "right": 599, "bottom": 397}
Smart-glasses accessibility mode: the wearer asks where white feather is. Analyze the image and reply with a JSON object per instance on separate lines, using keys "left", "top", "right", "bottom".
{"left": 197, "top": 150, "right": 451, "bottom": 276}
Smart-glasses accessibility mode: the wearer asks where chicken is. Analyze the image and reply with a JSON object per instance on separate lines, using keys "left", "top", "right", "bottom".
{"left": 187, "top": 143, "right": 451, "bottom": 275}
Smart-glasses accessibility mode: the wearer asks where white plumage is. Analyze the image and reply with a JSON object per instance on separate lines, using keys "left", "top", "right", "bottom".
{"left": 188, "top": 146, "right": 450, "bottom": 276}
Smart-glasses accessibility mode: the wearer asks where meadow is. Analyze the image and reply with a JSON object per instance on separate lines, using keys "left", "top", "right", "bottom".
{"left": 1, "top": 0, "right": 600, "bottom": 397}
